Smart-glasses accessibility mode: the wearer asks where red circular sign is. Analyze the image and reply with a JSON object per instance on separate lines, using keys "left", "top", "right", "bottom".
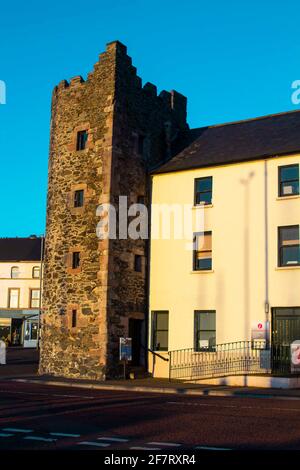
{"left": 258, "top": 323, "right": 263, "bottom": 329}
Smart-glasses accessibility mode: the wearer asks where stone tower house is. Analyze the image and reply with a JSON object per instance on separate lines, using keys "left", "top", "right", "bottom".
{"left": 39, "top": 41, "right": 188, "bottom": 380}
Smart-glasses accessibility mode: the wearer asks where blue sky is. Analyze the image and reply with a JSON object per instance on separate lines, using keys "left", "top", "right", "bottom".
{"left": 0, "top": 0, "right": 300, "bottom": 237}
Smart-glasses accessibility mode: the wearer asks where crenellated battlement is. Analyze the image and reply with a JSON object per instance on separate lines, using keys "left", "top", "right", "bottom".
{"left": 52, "top": 41, "right": 187, "bottom": 128}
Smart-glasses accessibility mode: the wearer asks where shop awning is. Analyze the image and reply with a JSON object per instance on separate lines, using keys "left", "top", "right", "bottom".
{"left": 0, "top": 310, "right": 39, "bottom": 320}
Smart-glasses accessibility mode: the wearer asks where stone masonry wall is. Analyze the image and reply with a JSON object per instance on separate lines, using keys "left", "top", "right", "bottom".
{"left": 39, "top": 41, "right": 188, "bottom": 380}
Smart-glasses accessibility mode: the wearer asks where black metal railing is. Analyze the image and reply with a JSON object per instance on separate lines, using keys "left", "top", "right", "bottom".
{"left": 271, "top": 344, "right": 291, "bottom": 375}
{"left": 168, "top": 340, "right": 271, "bottom": 381}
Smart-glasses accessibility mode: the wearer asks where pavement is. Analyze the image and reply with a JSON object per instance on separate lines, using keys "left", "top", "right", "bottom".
{"left": 11, "top": 375, "right": 300, "bottom": 400}
{"left": 2, "top": 347, "right": 300, "bottom": 400}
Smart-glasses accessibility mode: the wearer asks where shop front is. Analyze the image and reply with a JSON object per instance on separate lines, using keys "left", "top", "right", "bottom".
{"left": 0, "top": 310, "right": 39, "bottom": 348}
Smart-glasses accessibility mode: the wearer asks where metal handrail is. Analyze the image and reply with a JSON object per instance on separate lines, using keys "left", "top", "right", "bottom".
{"left": 147, "top": 348, "right": 169, "bottom": 362}
{"left": 168, "top": 340, "right": 271, "bottom": 381}
{"left": 168, "top": 340, "right": 267, "bottom": 354}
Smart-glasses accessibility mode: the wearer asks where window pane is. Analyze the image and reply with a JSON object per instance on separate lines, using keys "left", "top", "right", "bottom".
{"left": 11, "top": 267, "right": 19, "bottom": 279}
{"left": 196, "top": 233, "right": 212, "bottom": 251}
{"left": 280, "top": 226, "right": 299, "bottom": 244}
{"left": 282, "top": 246, "right": 300, "bottom": 266}
{"left": 197, "top": 331, "right": 216, "bottom": 349}
{"left": 195, "top": 257, "right": 212, "bottom": 271}
{"left": 9, "top": 290, "right": 19, "bottom": 308}
{"left": 196, "top": 191, "right": 212, "bottom": 205}
{"left": 154, "top": 331, "right": 168, "bottom": 351}
{"left": 24, "top": 326, "right": 30, "bottom": 341}
{"left": 280, "top": 165, "right": 299, "bottom": 182}
{"left": 199, "top": 312, "right": 216, "bottom": 330}
{"left": 33, "top": 267, "right": 40, "bottom": 278}
{"left": 281, "top": 181, "right": 299, "bottom": 196}
{"left": 196, "top": 177, "right": 212, "bottom": 192}
{"left": 31, "top": 323, "right": 38, "bottom": 340}
{"left": 31, "top": 290, "right": 40, "bottom": 299}
{"left": 156, "top": 312, "right": 168, "bottom": 330}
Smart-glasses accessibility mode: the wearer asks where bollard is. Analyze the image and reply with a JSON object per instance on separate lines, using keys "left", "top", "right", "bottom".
{"left": 0, "top": 340, "right": 6, "bottom": 365}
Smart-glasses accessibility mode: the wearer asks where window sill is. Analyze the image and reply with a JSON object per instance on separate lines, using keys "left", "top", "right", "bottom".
{"left": 191, "top": 270, "right": 214, "bottom": 274}
{"left": 275, "top": 266, "right": 300, "bottom": 271}
{"left": 74, "top": 148, "right": 89, "bottom": 155}
{"left": 193, "top": 204, "right": 213, "bottom": 209}
{"left": 276, "top": 195, "right": 300, "bottom": 201}
{"left": 67, "top": 267, "right": 82, "bottom": 275}
{"left": 70, "top": 207, "right": 85, "bottom": 216}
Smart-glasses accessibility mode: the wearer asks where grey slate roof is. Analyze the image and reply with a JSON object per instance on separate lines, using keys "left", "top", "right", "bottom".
{"left": 0, "top": 237, "right": 43, "bottom": 262}
{"left": 153, "top": 110, "right": 300, "bottom": 174}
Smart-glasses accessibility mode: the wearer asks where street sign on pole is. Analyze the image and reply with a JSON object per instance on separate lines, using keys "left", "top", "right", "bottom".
{"left": 251, "top": 321, "right": 269, "bottom": 348}
{"left": 119, "top": 338, "right": 132, "bottom": 380}
{"left": 119, "top": 337, "right": 132, "bottom": 361}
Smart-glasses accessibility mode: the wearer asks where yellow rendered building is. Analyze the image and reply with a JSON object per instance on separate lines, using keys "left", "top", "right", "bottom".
{"left": 148, "top": 111, "right": 300, "bottom": 379}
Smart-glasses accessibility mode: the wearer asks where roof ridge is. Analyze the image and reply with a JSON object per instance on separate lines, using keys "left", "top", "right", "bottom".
{"left": 190, "top": 109, "right": 300, "bottom": 131}
{"left": 206, "top": 109, "right": 300, "bottom": 129}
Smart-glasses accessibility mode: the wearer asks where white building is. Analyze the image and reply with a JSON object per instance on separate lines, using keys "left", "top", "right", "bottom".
{"left": 0, "top": 237, "right": 43, "bottom": 348}
{"left": 149, "top": 111, "right": 300, "bottom": 380}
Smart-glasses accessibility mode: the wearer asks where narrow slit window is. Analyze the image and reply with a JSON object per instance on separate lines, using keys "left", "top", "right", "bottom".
{"left": 137, "top": 134, "right": 145, "bottom": 155}
{"left": 76, "top": 130, "right": 88, "bottom": 151}
{"left": 134, "top": 255, "right": 142, "bottom": 272}
{"left": 71, "top": 310, "right": 77, "bottom": 328}
{"left": 74, "top": 189, "right": 84, "bottom": 208}
{"left": 72, "top": 252, "right": 81, "bottom": 269}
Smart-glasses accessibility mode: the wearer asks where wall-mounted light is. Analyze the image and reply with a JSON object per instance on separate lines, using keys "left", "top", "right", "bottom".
{"left": 265, "top": 302, "right": 270, "bottom": 314}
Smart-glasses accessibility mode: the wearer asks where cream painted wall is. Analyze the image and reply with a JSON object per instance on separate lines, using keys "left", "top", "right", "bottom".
{"left": 0, "top": 262, "right": 41, "bottom": 309}
{"left": 149, "top": 155, "right": 300, "bottom": 376}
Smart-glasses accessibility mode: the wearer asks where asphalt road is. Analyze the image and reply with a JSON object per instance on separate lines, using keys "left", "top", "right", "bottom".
{"left": 0, "top": 380, "right": 299, "bottom": 451}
